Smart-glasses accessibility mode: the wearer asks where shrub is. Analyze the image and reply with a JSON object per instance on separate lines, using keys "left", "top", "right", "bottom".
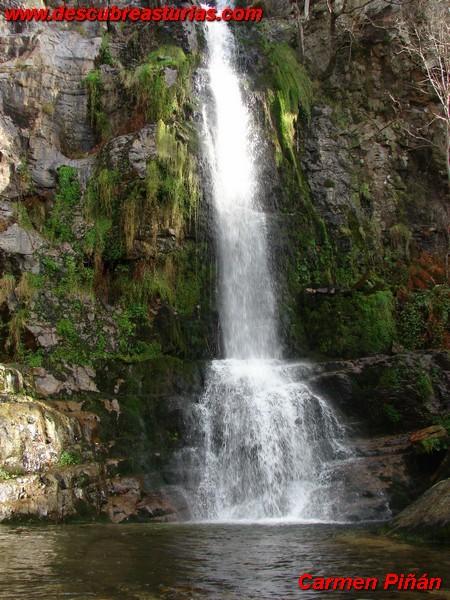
{"left": 59, "top": 450, "right": 82, "bottom": 467}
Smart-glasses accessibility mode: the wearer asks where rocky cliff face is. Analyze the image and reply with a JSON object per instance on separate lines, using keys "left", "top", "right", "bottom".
{"left": 0, "top": 1, "right": 214, "bottom": 521}
{"left": 0, "top": 0, "right": 448, "bottom": 524}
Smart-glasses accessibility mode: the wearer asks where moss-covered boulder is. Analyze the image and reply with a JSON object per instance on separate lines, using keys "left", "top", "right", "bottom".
{"left": 388, "top": 479, "right": 450, "bottom": 544}
{"left": 301, "top": 290, "right": 396, "bottom": 358}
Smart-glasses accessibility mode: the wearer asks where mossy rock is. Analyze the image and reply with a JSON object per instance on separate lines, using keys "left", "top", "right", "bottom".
{"left": 301, "top": 290, "right": 396, "bottom": 358}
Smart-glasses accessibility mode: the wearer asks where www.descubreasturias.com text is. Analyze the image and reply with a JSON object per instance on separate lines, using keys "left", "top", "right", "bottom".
{"left": 3, "top": 5, "right": 264, "bottom": 22}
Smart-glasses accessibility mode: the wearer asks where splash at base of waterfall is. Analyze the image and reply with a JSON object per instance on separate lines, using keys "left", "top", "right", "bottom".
{"left": 188, "top": 359, "right": 352, "bottom": 522}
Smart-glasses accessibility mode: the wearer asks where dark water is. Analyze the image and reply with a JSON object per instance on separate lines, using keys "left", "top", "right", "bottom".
{"left": 0, "top": 523, "right": 448, "bottom": 600}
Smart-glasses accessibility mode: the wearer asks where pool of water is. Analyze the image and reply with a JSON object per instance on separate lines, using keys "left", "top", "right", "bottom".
{"left": 0, "top": 523, "right": 448, "bottom": 599}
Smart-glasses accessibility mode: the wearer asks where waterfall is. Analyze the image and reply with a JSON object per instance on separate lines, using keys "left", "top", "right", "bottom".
{"left": 185, "top": 11, "right": 354, "bottom": 522}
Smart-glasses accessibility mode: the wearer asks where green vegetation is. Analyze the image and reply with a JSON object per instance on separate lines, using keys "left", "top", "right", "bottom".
{"left": 24, "top": 349, "right": 44, "bottom": 368}
{"left": 0, "top": 467, "right": 23, "bottom": 480}
{"left": 15, "top": 202, "right": 33, "bottom": 230}
{"left": 0, "top": 40, "right": 212, "bottom": 371}
{"left": 264, "top": 43, "right": 313, "bottom": 157}
{"left": 302, "top": 290, "right": 396, "bottom": 358}
{"left": 85, "top": 69, "right": 109, "bottom": 140}
{"left": 398, "top": 286, "right": 449, "bottom": 350}
{"left": 98, "top": 33, "right": 114, "bottom": 66}
{"left": 6, "top": 309, "right": 28, "bottom": 357}
{"left": 46, "top": 166, "right": 80, "bottom": 242}
{"left": 124, "top": 45, "right": 192, "bottom": 122}
{"left": 58, "top": 450, "right": 82, "bottom": 467}
{"left": 16, "top": 160, "right": 34, "bottom": 194}
{"left": 0, "top": 274, "right": 16, "bottom": 306}
{"left": 383, "top": 403, "right": 402, "bottom": 424}
{"left": 419, "top": 436, "right": 448, "bottom": 455}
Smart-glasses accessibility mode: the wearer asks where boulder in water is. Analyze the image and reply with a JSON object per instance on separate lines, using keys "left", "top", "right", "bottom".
{"left": 388, "top": 479, "right": 450, "bottom": 543}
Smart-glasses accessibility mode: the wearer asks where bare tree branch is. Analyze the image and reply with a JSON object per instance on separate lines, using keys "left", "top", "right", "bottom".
{"left": 397, "top": 1, "right": 450, "bottom": 183}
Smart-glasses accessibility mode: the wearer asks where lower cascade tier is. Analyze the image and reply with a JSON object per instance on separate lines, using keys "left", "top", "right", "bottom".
{"left": 179, "top": 359, "right": 390, "bottom": 523}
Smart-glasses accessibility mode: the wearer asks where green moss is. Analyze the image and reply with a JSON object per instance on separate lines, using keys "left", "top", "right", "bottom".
{"left": 383, "top": 403, "right": 402, "bottom": 424}
{"left": 418, "top": 436, "right": 448, "bottom": 455}
{"left": 24, "top": 349, "right": 44, "bottom": 368}
{"left": 84, "top": 69, "right": 110, "bottom": 140}
{"left": 50, "top": 328, "right": 105, "bottom": 367}
{"left": 115, "top": 270, "right": 174, "bottom": 309}
{"left": 52, "top": 254, "right": 94, "bottom": 298}
{"left": 260, "top": 41, "right": 313, "bottom": 174}
{"left": 56, "top": 318, "right": 78, "bottom": 342}
{"left": 6, "top": 308, "right": 28, "bottom": 357}
{"left": 302, "top": 290, "right": 396, "bottom": 358}
{"left": 266, "top": 43, "right": 313, "bottom": 124}
{"left": 0, "top": 467, "right": 23, "bottom": 481}
{"left": 154, "top": 120, "right": 199, "bottom": 216}
{"left": 398, "top": 287, "right": 450, "bottom": 350}
{"left": 16, "top": 160, "right": 34, "bottom": 194}
{"left": 85, "top": 168, "right": 124, "bottom": 260}
{"left": 15, "top": 203, "right": 33, "bottom": 230}
{"left": 124, "top": 45, "right": 193, "bottom": 122}
{"left": 85, "top": 69, "right": 101, "bottom": 122}
{"left": 83, "top": 217, "right": 112, "bottom": 257}
{"left": 118, "top": 341, "right": 163, "bottom": 363}
{"left": 0, "top": 274, "right": 16, "bottom": 306}
{"left": 389, "top": 224, "right": 412, "bottom": 259}
{"left": 96, "top": 168, "right": 120, "bottom": 218}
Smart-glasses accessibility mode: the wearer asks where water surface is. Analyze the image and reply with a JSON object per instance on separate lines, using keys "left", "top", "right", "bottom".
{"left": 0, "top": 523, "right": 448, "bottom": 599}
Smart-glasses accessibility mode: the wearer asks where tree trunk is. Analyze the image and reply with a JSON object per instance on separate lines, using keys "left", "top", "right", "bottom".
{"left": 304, "top": 0, "right": 310, "bottom": 20}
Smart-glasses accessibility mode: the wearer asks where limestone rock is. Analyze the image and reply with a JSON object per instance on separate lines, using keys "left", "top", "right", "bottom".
{"left": 68, "top": 365, "right": 99, "bottom": 393}
{"left": 34, "top": 372, "right": 63, "bottom": 397}
{"left": 0, "top": 364, "right": 23, "bottom": 394}
{"left": 0, "top": 24, "right": 100, "bottom": 194}
{"left": 0, "top": 396, "right": 81, "bottom": 473}
{"left": 26, "top": 323, "right": 59, "bottom": 348}
{"left": 105, "top": 125, "right": 157, "bottom": 178}
{"left": 0, "top": 223, "right": 44, "bottom": 256}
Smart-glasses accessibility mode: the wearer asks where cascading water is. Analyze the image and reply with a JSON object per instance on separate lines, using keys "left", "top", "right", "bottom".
{"left": 185, "top": 8, "right": 359, "bottom": 522}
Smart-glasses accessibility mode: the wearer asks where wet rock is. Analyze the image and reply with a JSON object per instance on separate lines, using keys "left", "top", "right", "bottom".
{"left": 333, "top": 433, "right": 415, "bottom": 517}
{"left": 33, "top": 366, "right": 98, "bottom": 397}
{"left": 0, "top": 464, "right": 104, "bottom": 522}
{"left": 104, "top": 477, "right": 178, "bottom": 523}
{"left": 136, "top": 493, "right": 177, "bottom": 522}
{"left": 309, "top": 352, "right": 450, "bottom": 433}
{"left": 388, "top": 479, "right": 450, "bottom": 543}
